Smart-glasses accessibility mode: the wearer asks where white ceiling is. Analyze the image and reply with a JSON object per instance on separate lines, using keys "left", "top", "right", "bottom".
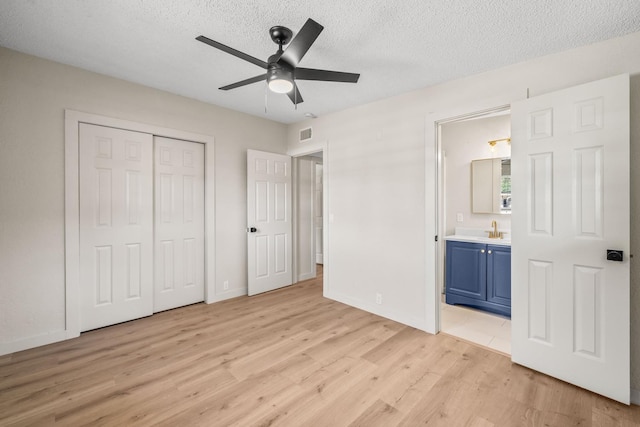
{"left": 1, "top": 1, "right": 640, "bottom": 124}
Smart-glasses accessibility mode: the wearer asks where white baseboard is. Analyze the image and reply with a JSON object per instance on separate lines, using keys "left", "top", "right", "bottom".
{"left": 298, "top": 272, "right": 315, "bottom": 282}
{"left": 206, "top": 288, "right": 245, "bottom": 304}
{"left": 324, "top": 289, "right": 426, "bottom": 332}
{"left": 0, "top": 329, "right": 76, "bottom": 357}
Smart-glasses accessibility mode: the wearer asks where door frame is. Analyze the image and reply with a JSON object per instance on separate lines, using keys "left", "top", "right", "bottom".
{"left": 290, "top": 141, "right": 329, "bottom": 291}
{"left": 64, "top": 109, "right": 216, "bottom": 339}
{"left": 436, "top": 104, "right": 512, "bottom": 306}
{"left": 292, "top": 152, "right": 323, "bottom": 282}
{"left": 425, "top": 96, "right": 519, "bottom": 334}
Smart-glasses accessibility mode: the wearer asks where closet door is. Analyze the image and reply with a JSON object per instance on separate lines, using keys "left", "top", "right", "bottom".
{"left": 79, "top": 124, "right": 154, "bottom": 331}
{"left": 154, "top": 137, "right": 205, "bottom": 312}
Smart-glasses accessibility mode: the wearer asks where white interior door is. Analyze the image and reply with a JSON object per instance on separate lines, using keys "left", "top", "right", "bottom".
{"left": 315, "top": 163, "right": 324, "bottom": 264}
{"left": 511, "top": 74, "right": 630, "bottom": 403}
{"left": 154, "top": 137, "right": 205, "bottom": 312}
{"left": 79, "top": 123, "right": 153, "bottom": 331}
{"left": 247, "top": 149, "right": 292, "bottom": 296}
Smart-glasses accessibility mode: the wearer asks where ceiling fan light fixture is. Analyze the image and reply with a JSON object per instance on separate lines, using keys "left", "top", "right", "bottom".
{"left": 267, "top": 66, "right": 294, "bottom": 93}
{"left": 268, "top": 76, "right": 294, "bottom": 93}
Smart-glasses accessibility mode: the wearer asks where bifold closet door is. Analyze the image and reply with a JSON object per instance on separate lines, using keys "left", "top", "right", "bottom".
{"left": 79, "top": 124, "right": 154, "bottom": 332}
{"left": 154, "top": 137, "right": 205, "bottom": 312}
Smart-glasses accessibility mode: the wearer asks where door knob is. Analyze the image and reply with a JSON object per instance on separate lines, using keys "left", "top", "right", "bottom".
{"left": 607, "top": 249, "right": 623, "bottom": 262}
{"left": 247, "top": 227, "right": 257, "bottom": 233}
{"left": 487, "top": 250, "right": 492, "bottom": 254}
{"left": 480, "top": 249, "right": 485, "bottom": 253}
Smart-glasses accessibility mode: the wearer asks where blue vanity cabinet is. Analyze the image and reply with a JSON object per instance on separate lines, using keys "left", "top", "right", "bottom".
{"left": 445, "top": 240, "right": 511, "bottom": 317}
{"left": 445, "top": 241, "right": 487, "bottom": 301}
{"left": 486, "top": 244, "right": 511, "bottom": 308}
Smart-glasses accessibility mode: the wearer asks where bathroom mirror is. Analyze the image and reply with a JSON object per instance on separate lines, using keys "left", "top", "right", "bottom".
{"left": 471, "top": 158, "right": 511, "bottom": 214}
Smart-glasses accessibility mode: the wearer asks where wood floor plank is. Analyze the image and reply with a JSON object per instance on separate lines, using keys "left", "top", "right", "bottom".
{"left": 2, "top": 266, "right": 640, "bottom": 426}
{"left": 348, "top": 399, "right": 403, "bottom": 427}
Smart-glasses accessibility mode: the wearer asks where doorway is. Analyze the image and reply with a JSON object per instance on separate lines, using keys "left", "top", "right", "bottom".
{"left": 293, "top": 150, "right": 324, "bottom": 286}
{"left": 437, "top": 107, "right": 512, "bottom": 354}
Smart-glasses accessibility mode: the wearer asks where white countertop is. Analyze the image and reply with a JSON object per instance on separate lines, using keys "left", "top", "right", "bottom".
{"left": 444, "top": 235, "right": 511, "bottom": 246}
{"left": 444, "top": 227, "right": 511, "bottom": 246}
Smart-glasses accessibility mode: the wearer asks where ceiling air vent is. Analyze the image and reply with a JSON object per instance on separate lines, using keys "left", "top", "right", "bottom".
{"left": 299, "top": 127, "right": 312, "bottom": 142}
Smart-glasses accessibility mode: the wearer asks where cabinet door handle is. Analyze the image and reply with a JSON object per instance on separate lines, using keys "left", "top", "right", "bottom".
{"left": 481, "top": 249, "right": 485, "bottom": 253}
{"left": 488, "top": 250, "right": 492, "bottom": 254}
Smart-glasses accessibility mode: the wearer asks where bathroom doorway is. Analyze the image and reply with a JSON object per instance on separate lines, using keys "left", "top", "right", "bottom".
{"left": 437, "top": 107, "right": 512, "bottom": 355}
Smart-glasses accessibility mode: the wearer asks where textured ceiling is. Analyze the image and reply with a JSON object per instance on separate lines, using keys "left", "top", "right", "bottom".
{"left": 1, "top": 1, "right": 640, "bottom": 124}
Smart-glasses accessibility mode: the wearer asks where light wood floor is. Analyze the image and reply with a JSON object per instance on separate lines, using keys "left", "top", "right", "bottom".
{"left": 2, "top": 269, "right": 639, "bottom": 426}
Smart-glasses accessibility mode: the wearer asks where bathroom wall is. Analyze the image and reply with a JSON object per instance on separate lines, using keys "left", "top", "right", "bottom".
{"left": 441, "top": 114, "right": 511, "bottom": 237}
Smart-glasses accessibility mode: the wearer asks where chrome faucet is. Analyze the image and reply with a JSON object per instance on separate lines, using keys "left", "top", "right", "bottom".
{"left": 488, "top": 220, "right": 503, "bottom": 239}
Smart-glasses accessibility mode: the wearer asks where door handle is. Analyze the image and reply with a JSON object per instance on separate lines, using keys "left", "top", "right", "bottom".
{"left": 487, "top": 250, "right": 492, "bottom": 254}
{"left": 480, "top": 249, "right": 485, "bottom": 254}
{"left": 607, "top": 249, "right": 623, "bottom": 262}
{"left": 247, "top": 227, "right": 257, "bottom": 233}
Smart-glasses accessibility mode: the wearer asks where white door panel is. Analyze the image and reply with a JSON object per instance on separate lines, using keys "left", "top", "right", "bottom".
{"left": 247, "top": 150, "right": 292, "bottom": 295}
{"left": 79, "top": 123, "right": 153, "bottom": 331}
{"left": 154, "top": 137, "right": 205, "bottom": 312}
{"left": 511, "top": 74, "right": 629, "bottom": 403}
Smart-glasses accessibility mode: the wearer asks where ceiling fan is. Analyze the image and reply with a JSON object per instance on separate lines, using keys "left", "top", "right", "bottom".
{"left": 196, "top": 18, "right": 360, "bottom": 105}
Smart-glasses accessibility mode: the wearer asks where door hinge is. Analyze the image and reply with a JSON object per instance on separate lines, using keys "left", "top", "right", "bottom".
{"left": 435, "top": 235, "right": 438, "bottom": 242}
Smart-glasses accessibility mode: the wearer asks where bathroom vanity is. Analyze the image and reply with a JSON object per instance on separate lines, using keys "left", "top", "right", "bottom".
{"left": 445, "top": 234, "right": 511, "bottom": 317}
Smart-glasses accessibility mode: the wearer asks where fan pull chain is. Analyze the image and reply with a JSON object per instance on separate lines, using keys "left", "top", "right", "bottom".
{"left": 264, "top": 83, "right": 268, "bottom": 114}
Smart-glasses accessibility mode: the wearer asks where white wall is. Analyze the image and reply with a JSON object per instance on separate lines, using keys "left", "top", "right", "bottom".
{"left": 0, "top": 47, "right": 287, "bottom": 352}
{"left": 318, "top": 114, "right": 428, "bottom": 329}
{"left": 286, "top": 31, "right": 640, "bottom": 389}
{"left": 441, "top": 114, "right": 511, "bottom": 236}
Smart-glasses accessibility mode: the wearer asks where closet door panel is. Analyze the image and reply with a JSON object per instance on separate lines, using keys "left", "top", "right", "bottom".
{"left": 154, "top": 137, "right": 205, "bottom": 312}
{"left": 79, "top": 124, "right": 153, "bottom": 331}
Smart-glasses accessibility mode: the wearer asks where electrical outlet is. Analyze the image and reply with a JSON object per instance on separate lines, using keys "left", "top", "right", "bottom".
{"left": 376, "top": 293, "right": 382, "bottom": 305}
{"left": 456, "top": 212, "right": 464, "bottom": 222}
{"left": 223, "top": 280, "right": 229, "bottom": 291}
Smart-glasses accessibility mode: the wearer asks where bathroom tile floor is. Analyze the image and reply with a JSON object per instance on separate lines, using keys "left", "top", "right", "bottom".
{"left": 440, "top": 301, "right": 511, "bottom": 355}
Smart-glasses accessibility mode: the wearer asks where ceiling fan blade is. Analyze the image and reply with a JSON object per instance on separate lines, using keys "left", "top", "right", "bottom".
{"left": 196, "top": 35, "right": 268, "bottom": 69}
{"left": 296, "top": 68, "right": 360, "bottom": 83}
{"left": 219, "top": 74, "right": 267, "bottom": 90}
{"left": 278, "top": 19, "right": 323, "bottom": 67}
{"left": 287, "top": 83, "right": 304, "bottom": 105}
